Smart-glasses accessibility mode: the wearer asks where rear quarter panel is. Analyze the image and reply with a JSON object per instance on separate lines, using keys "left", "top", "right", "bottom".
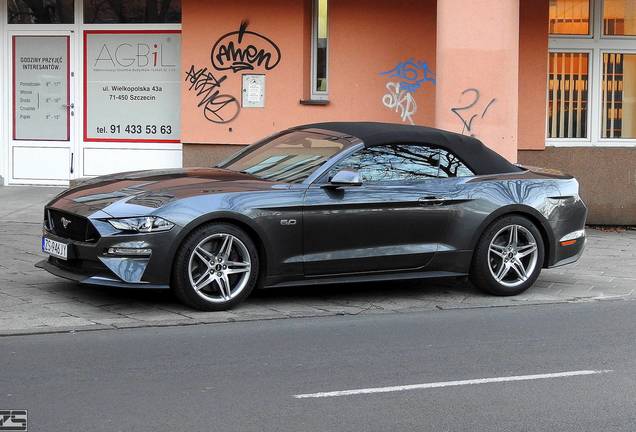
{"left": 438, "top": 170, "right": 585, "bottom": 270}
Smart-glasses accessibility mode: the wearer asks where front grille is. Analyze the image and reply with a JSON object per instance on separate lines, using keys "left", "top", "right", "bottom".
{"left": 47, "top": 209, "right": 100, "bottom": 243}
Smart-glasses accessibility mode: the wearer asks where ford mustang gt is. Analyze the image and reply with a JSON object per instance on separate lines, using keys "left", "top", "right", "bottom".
{"left": 37, "top": 122, "right": 587, "bottom": 310}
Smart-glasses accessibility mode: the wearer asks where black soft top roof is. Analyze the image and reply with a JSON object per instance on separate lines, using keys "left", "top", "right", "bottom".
{"left": 294, "top": 122, "right": 520, "bottom": 175}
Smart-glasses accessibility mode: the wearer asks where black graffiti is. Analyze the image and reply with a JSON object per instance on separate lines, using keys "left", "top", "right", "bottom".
{"left": 450, "top": 88, "right": 496, "bottom": 137}
{"left": 185, "top": 65, "right": 240, "bottom": 124}
{"left": 211, "top": 21, "right": 281, "bottom": 73}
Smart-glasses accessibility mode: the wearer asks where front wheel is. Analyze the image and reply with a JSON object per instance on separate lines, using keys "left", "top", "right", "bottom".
{"left": 470, "top": 216, "right": 544, "bottom": 296}
{"left": 173, "top": 223, "right": 259, "bottom": 311}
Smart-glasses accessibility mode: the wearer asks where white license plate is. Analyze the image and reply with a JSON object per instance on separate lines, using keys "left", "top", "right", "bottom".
{"left": 42, "top": 237, "right": 68, "bottom": 260}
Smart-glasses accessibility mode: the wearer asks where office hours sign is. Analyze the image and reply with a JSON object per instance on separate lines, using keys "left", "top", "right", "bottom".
{"left": 13, "top": 36, "right": 69, "bottom": 141}
{"left": 84, "top": 30, "right": 181, "bottom": 142}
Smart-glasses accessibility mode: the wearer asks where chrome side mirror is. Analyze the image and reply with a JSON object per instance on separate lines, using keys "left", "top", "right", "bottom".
{"left": 324, "top": 169, "right": 362, "bottom": 188}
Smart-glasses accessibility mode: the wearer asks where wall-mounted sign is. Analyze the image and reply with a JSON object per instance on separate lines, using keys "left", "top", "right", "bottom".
{"left": 242, "top": 74, "right": 265, "bottom": 108}
{"left": 84, "top": 30, "right": 181, "bottom": 143}
{"left": 13, "top": 36, "right": 69, "bottom": 141}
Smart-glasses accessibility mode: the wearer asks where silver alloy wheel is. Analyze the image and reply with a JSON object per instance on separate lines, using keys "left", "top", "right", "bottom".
{"left": 487, "top": 224, "right": 539, "bottom": 288}
{"left": 188, "top": 233, "right": 252, "bottom": 303}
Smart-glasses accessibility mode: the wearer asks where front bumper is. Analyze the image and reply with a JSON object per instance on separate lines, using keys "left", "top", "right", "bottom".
{"left": 35, "top": 259, "right": 170, "bottom": 289}
{"left": 37, "top": 229, "right": 176, "bottom": 289}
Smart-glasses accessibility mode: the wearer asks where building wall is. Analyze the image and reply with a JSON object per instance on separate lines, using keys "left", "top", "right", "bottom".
{"left": 181, "top": 0, "right": 437, "bottom": 153}
{"left": 518, "top": 0, "right": 549, "bottom": 150}
{"left": 519, "top": 148, "right": 636, "bottom": 225}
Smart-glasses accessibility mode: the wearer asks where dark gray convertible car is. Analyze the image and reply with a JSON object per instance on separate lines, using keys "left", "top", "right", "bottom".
{"left": 37, "top": 122, "right": 587, "bottom": 310}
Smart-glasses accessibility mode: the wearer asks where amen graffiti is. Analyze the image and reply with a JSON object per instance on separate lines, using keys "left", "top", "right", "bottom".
{"left": 211, "top": 21, "right": 282, "bottom": 73}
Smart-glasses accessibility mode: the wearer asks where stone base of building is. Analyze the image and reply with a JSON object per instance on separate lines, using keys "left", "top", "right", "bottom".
{"left": 183, "top": 144, "right": 244, "bottom": 168}
{"left": 519, "top": 148, "right": 636, "bottom": 226}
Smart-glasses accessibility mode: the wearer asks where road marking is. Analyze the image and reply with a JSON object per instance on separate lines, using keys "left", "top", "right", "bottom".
{"left": 294, "top": 370, "right": 613, "bottom": 399}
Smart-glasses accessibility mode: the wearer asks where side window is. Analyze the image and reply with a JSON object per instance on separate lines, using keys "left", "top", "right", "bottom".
{"left": 438, "top": 150, "right": 475, "bottom": 178}
{"left": 329, "top": 144, "right": 441, "bottom": 183}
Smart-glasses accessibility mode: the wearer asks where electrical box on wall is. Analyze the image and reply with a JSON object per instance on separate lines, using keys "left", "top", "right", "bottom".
{"left": 242, "top": 74, "right": 266, "bottom": 108}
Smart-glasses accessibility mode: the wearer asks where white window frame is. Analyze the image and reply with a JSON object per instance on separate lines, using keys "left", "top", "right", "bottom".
{"left": 547, "top": 0, "right": 636, "bottom": 147}
{"left": 0, "top": 1, "right": 6, "bottom": 184}
{"left": 310, "top": 0, "right": 328, "bottom": 100}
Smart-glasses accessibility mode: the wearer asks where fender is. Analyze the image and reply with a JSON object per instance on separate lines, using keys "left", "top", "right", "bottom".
{"left": 167, "top": 210, "right": 274, "bottom": 276}
{"left": 469, "top": 204, "right": 556, "bottom": 267}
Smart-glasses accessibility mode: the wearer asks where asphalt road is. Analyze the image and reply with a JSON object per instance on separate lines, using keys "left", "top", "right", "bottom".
{"left": 2, "top": 300, "right": 636, "bottom": 432}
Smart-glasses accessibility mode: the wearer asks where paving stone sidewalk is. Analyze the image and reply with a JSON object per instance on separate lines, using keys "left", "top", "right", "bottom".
{"left": 0, "top": 186, "right": 635, "bottom": 335}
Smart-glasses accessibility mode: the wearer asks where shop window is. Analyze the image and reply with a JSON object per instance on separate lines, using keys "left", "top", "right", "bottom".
{"left": 547, "top": 52, "right": 590, "bottom": 139}
{"left": 549, "top": 0, "right": 591, "bottom": 35}
{"left": 604, "top": 0, "right": 636, "bottom": 35}
{"left": 83, "top": 0, "right": 181, "bottom": 24}
{"left": 311, "top": 0, "right": 328, "bottom": 99}
{"left": 8, "top": 0, "right": 74, "bottom": 24}
{"left": 602, "top": 53, "right": 636, "bottom": 138}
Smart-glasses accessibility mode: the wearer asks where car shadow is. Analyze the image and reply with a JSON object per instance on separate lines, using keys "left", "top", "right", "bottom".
{"left": 39, "top": 276, "right": 482, "bottom": 312}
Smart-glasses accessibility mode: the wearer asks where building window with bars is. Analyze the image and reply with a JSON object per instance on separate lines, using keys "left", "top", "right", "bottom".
{"left": 547, "top": 52, "right": 590, "bottom": 139}
{"left": 602, "top": 53, "right": 636, "bottom": 138}
{"left": 548, "top": 0, "right": 636, "bottom": 143}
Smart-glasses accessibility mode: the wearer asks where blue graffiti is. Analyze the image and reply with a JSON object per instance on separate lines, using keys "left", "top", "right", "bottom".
{"left": 380, "top": 59, "right": 436, "bottom": 93}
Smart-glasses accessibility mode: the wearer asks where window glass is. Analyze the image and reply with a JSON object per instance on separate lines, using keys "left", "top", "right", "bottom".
{"left": 604, "top": 0, "right": 636, "bottom": 35}
{"left": 313, "top": 0, "right": 328, "bottom": 95}
{"left": 83, "top": 0, "right": 181, "bottom": 24}
{"left": 547, "top": 52, "right": 589, "bottom": 138}
{"left": 223, "top": 131, "right": 346, "bottom": 184}
{"left": 549, "top": 0, "right": 591, "bottom": 35}
{"left": 9, "top": 0, "right": 74, "bottom": 24}
{"left": 13, "top": 36, "right": 69, "bottom": 141}
{"left": 329, "top": 145, "right": 441, "bottom": 183}
{"left": 438, "top": 151, "right": 474, "bottom": 178}
{"left": 602, "top": 53, "right": 636, "bottom": 138}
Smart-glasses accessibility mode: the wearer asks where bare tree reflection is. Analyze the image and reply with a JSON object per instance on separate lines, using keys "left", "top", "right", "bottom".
{"left": 332, "top": 145, "right": 474, "bottom": 182}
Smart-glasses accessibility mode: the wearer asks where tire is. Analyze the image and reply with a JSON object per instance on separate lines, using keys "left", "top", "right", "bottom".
{"left": 173, "top": 223, "right": 259, "bottom": 311}
{"left": 470, "top": 215, "right": 545, "bottom": 296}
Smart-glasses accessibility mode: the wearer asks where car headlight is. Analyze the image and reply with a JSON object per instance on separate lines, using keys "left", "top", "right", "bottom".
{"left": 108, "top": 217, "right": 174, "bottom": 233}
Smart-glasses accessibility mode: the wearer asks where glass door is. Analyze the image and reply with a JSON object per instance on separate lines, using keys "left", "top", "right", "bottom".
{"left": 8, "top": 31, "right": 77, "bottom": 185}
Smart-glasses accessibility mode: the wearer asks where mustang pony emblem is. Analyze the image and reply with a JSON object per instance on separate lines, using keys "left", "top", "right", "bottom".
{"left": 61, "top": 217, "right": 72, "bottom": 229}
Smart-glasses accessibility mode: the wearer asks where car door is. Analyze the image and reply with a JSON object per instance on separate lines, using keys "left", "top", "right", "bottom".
{"left": 302, "top": 144, "right": 453, "bottom": 277}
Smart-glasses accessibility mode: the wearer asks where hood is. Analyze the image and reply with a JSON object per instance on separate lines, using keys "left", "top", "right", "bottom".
{"left": 48, "top": 168, "right": 286, "bottom": 217}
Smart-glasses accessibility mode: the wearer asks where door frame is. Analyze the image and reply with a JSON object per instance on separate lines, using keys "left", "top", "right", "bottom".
{"left": 1, "top": 0, "right": 183, "bottom": 185}
{"left": 7, "top": 29, "right": 79, "bottom": 185}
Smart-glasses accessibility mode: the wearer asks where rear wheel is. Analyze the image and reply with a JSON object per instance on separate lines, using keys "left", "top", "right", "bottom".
{"left": 470, "top": 215, "right": 544, "bottom": 296}
{"left": 173, "top": 223, "right": 259, "bottom": 311}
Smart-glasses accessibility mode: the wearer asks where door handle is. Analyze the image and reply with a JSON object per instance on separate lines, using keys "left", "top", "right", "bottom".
{"left": 418, "top": 196, "right": 447, "bottom": 205}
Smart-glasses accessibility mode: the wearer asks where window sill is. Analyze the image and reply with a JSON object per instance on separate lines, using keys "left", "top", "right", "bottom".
{"left": 300, "top": 99, "right": 330, "bottom": 106}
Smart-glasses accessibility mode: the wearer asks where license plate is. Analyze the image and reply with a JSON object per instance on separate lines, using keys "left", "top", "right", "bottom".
{"left": 42, "top": 237, "right": 68, "bottom": 260}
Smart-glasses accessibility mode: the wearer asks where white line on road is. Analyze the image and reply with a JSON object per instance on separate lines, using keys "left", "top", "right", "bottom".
{"left": 294, "top": 370, "right": 613, "bottom": 399}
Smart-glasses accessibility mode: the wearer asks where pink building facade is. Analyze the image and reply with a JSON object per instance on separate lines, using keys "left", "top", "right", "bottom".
{"left": 1, "top": 0, "right": 634, "bottom": 224}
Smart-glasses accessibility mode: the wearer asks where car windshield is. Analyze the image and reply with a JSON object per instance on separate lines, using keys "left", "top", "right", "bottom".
{"left": 222, "top": 131, "right": 349, "bottom": 183}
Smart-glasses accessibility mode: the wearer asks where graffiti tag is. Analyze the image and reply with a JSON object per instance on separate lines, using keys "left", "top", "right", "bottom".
{"left": 380, "top": 59, "right": 436, "bottom": 93}
{"left": 211, "top": 21, "right": 282, "bottom": 73}
{"left": 379, "top": 59, "right": 435, "bottom": 125}
{"left": 382, "top": 82, "right": 417, "bottom": 125}
{"left": 450, "top": 88, "right": 496, "bottom": 137}
{"left": 185, "top": 65, "right": 240, "bottom": 124}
